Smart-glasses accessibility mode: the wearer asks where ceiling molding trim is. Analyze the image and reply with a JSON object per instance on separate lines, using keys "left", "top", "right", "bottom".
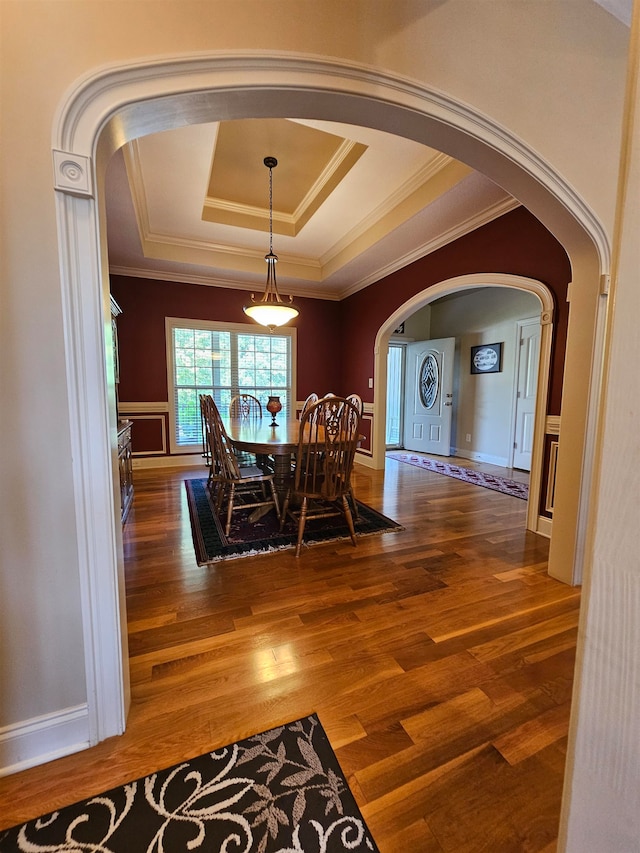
{"left": 322, "top": 161, "right": 474, "bottom": 279}
{"left": 111, "top": 197, "right": 521, "bottom": 299}
{"left": 337, "top": 197, "right": 522, "bottom": 299}
{"left": 108, "top": 264, "right": 341, "bottom": 300}
{"left": 202, "top": 196, "right": 294, "bottom": 228}
{"left": 321, "top": 151, "right": 454, "bottom": 265}
{"left": 203, "top": 138, "right": 366, "bottom": 236}
{"left": 291, "top": 139, "right": 367, "bottom": 234}
{"left": 121, "top": 140, "right": 151, "bottom": 250}
{"left": 141, "top": 230, "right": 321, "bottom": 279}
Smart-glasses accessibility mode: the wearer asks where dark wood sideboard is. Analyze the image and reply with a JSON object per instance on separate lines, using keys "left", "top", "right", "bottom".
{"left": 117, "top": 419, "right": 134, "bottom": 523}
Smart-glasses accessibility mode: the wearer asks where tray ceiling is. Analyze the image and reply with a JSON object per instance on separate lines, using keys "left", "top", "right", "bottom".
{"left": 105, "top": 117, "right": 517, "bottom": 300}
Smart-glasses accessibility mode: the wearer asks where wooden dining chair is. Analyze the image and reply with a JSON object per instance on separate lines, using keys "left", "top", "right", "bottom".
{"left": 346, "top": 393, "right": 363, "bottom": 415}
{"left": 199, "top": 393, "right": 213, "bottom": 468}
{"left": 200, "top": 394, "right": 224, "bottom": 494}
{"left": 229, "top": 393, "right": 268, "bottom": 469}
{"left": 229, "top": 393, "right": 262, "bottom": 419}
{"left": 280, "top": 396, "right": 361, "bottom": 557}
{"left": 203, "top": 396, "right": 280, "bottom": 536}
{"left": 294, "top": 394, "right": 320, "bottom": 471}
{"left": 300, "top": 392, "right": 319, "bottom": 417}
{"left": 344, "top": 394, "right": 364, "bottom": 517}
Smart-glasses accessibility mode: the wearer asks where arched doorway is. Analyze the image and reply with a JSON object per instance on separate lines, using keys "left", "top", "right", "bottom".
{"left": 51, "top": 54, "right": 607, "bottom": 745}
{"left": 372, "top": 274, "right": 554, "bottom": 536}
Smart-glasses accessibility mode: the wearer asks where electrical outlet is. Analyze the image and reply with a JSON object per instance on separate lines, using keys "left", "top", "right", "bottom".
{"left": 466, "top": 433, "right": 471, "bottom": 443}
{"left": 368, "top": 378, "right": 373, "bottom": 388}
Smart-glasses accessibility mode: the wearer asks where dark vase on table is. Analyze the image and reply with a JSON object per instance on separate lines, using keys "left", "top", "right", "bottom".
{"left": 267, "top": 395, "right": 282, "bottom": 427}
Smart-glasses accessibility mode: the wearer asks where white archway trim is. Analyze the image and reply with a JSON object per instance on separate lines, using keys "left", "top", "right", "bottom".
{"left": 53, "top": 52, "right": 610, "bottom": 273}
{"left": 371, "top": 274, "right": 554, "bottom": 535}
{"left": 50, "top": 53, "right": 608, "bottom": 747}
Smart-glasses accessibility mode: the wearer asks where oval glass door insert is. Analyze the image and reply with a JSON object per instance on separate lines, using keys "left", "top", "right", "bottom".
{"left": 419, "top": 353, "right": 439, "bottom": 409}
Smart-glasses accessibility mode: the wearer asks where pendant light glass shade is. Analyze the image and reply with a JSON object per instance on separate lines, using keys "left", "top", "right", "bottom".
{"left": 243, "top": 157, "right": 299, "bottom": 332}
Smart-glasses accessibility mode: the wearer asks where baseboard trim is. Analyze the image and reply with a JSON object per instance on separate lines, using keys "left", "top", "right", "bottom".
{"left": 452, "top": 448, "right": 510, "bottom": 468}
{"left": 132, "top": 454, "right": 204, "bottom": 470}
{"left": 0, "top": 704, "right": 90, "bottom": 777}
{"left": 536, "top": 515, "right": 553, "bottom": 538}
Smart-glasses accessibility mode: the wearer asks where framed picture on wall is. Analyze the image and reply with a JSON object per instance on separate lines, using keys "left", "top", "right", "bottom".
{"left": 470, "top": 342, "right": 503, "bottom": 374}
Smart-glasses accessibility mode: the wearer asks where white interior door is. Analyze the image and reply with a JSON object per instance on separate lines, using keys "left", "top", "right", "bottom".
{"left": 512, "top": 319, "right": 540, "bottom": 471}
{"left": 403, "top": 337, "right": 455, "bottom": 456}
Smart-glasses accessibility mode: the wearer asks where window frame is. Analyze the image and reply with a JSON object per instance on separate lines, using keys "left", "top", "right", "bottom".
{"left": 166, "top": 317, "right": 297, "bottom": 454}
{"left": 386, "top": 341, "right": 406, "bottom": 449}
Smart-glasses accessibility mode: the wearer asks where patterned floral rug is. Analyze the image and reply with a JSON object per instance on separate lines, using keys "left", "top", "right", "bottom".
{"left": 387, "top": 452, "right": 529, "bottom": 500}
{"left": 0, "top": 715, "right": 378, "bottom": 853}
{"left": 185, "top": 478, "right": 403, "bottom": 564}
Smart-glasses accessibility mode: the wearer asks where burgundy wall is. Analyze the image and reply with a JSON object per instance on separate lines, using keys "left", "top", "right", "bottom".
{"left": 339, "top": 207, "right": 570, "bottom": 414}
{"left": 110, "top": 277, "right": 343, "bottom": 404}
{"left": 112, "top": 207, "right": 570, "bottom": 418}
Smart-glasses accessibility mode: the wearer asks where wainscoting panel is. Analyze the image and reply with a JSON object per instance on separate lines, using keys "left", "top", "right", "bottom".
{"left": 119, "top": 402, "right": 169, "bottom": 458}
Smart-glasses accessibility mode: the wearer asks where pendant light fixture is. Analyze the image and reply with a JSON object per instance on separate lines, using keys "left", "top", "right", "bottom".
{"left": 243, "top": 156, "right": 299, "bottom": 331}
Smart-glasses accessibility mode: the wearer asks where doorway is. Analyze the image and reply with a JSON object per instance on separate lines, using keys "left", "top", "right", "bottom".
{"left": 52, "top": 54, "right": 605, "bottom": 754}
{"left": 403, "top": 337, "right": 455, "bottom": 456}
{"left": 374, "top": 275, "right": 555, "bottom": 539}
{"left": 511, "top": 318, "right": 541, "bottom": 472}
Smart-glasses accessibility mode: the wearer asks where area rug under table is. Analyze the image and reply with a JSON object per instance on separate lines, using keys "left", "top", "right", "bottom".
{"left": 186, "top": 477, "right": 403, "bottom": 565}
{"left": 387, "top": 452, "right": 529, "bottom": 500}
{"left": 0, "top": 714, "right": 378, "bottom": 853}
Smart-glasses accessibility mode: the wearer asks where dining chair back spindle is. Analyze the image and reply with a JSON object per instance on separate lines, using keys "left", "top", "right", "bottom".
{"left": 280, "top": 396, "right": 361, "bottom": 557}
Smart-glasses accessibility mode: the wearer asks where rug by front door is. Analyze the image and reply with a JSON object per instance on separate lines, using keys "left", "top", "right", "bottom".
{"left": 0, "top": 715, "right": 378, "bottom": 853}
{"left": 185, "top": 478, "right": 403, "bottom": 565}
{"left": 387, "top": 452, "right": 529, "bottom": 500}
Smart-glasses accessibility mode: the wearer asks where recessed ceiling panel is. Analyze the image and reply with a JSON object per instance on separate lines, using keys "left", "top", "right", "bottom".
{"left": 202, "top": 118, "right": 366, "bottom": 236}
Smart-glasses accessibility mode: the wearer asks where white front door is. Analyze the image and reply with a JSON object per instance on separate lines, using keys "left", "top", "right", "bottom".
{"left": 403, "top": 337, "right": 455, "bottom": 456}
{"left": 512, "top": 319, "right": 540, "bottom": 471}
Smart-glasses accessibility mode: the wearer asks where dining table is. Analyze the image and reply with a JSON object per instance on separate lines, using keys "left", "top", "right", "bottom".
{"left": 221, "top": 413, "right": 302, "bottom": 494}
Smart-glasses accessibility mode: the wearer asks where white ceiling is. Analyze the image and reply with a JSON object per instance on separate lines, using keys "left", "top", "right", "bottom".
{"left": 105, "top": 118, "right": 517, "bottom": 301}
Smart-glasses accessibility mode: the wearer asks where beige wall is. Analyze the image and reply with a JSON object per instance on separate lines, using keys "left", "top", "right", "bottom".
{"left": 0, "top": 2, "right": 637, "bottom": 847}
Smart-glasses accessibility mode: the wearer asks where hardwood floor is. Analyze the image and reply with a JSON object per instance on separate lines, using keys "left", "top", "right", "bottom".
{"left": 0, "top": 458, "right": 579, "bottom": 851}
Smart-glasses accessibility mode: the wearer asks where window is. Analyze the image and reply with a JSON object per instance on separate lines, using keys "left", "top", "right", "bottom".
{"left": 166, "top": 318, "right": 295, "bottom": 453}
{"left": 386, "top": 343, "right": 405, "bottom": 448}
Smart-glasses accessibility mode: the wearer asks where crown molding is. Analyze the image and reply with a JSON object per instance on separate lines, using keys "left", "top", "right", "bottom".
{"left": 321, "top": 152, "right": 453, "bottom": 265}
{"left": 109, "top": 197, "right": 521, "bottom": 299}
{"left": 340, "top": 197, "right": 522, "bottom": 298}
{"left": 107, "top": 264, "right": 342, "bottom": 300}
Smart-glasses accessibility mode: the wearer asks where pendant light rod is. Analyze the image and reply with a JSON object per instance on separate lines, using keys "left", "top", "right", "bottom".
{"left": 243, "top": 157, "right": 299, "bottom": 332}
